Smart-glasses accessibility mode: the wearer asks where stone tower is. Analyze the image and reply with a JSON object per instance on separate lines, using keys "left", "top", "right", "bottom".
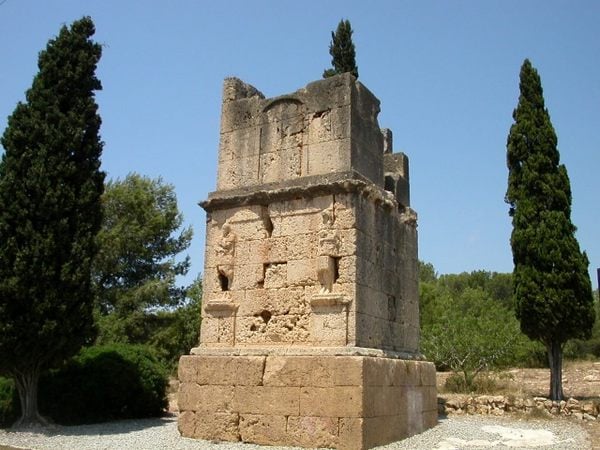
{"left": 178, "top": 74, "right": 437, "bottom": 449}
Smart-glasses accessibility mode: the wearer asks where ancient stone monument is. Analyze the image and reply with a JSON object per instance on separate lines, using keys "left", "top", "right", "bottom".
{"left": 178, "top": 73, "right": 437, "bottom": 449}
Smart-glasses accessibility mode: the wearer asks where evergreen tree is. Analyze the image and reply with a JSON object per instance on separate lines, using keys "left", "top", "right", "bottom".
{"left": 93, "top": 174, "right": 192, "bottom": 345}
{"left": 506, "top": 59, "right": 595, "bottom": 400}
{"left": 0, "top": 17, "right": 105, "bottom": 425}
{"left": 323, "top": 19, "right": 358, "bottom": 79}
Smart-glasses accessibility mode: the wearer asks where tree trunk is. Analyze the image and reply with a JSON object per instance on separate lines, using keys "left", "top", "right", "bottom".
{"left": 547, "top": 340, "right": 564, "bottom": 401}
{"left": 12, "top": 368, "right": 48, "bottom": 428}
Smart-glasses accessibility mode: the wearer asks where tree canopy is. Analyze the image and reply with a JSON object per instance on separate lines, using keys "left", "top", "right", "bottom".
{"left": 505, "top": 59, "right": 595, "bottom": 400}
{"left": 93, "top": 173, "right": 193, "bottom": 345}
{"left": 0, "top": 16, "right": 105, "bottom": 426}
{"left": 419, "top": 263, "right": 530, "bottom": 391}
{"left": 323, "top": 19, "right": 359, "bottom": 79}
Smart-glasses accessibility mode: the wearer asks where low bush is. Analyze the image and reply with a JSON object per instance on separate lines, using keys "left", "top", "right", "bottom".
{"left": 443, "top": 372, "right": 514, "bottom": 394}
{"left": 0, "top": 377, "right": 19, "bottom": 427}
{"left": 39, "top": 343, "right": 168, "bottom": 424}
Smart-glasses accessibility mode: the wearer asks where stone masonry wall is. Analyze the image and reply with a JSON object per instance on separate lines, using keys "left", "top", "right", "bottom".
{"left": 216, "top": 74, "right": 383, "bottom": 192}
{"left": 179, "top": 355, "right": 437, "bottom": 450}
{"left": 201, "top": 194, "right": 357, "bottom": 347}
{"left": 199, "top": 185, "right": 419, "bottom": 352}
{"left": 352, "top": 192, "right": 419, "bottom": 353}
{"left": 179, "top": 74, "right": 435, "bottom": 449}
{"left": 199, "top": 74, "right": 418, "bottom": 353}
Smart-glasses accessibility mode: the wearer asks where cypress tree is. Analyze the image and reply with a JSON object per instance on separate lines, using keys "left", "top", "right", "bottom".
{"left": 506, "top": 59, "right": 595, "bottom": 400}
{"left": 323, "top": 19, "right": 359, "bottom": 79}
{"left": 0, "top": 17, "right": 105, "bottom": 426}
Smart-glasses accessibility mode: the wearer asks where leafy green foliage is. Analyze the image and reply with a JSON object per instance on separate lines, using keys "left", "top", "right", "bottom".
{"left": 443, "top": 372, "right": 506, "bottom": 395}
{"left": 93, "top": 173, "right": 192, "bottom": 345}
{"left": 422, "top": 286, "right": 524, "bottom": 390}
{"left": 438, "top": 271, "right": 514, "bottom": 309}
{"left": 565, "top": 292, "right": 600, "bottom": 359}
{"left": 0, "top": 377, "right": 19, "bottom": 427}
{"left": 38, "top": 344, "right": 167, "bottom": 425}
{"left": 505, "top": 59, "right": 595, "bottom": 399}
{"left": 420, "top": 263, "right": 537, "bottom": 390}
{"left": 0, "top": 16, "right": 104, "bottom": 425}
{"left": 323, "top": 19, "right": 358, "bottom": 79}
{"left": 148, "top": 275, "right": 202, "bottom": 370}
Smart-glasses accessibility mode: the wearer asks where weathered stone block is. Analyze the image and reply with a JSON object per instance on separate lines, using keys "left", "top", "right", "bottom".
{"left": 259, "top": 146, "right": 303, "bottom": 184}
{"left": 263, "top": 262, "right": 287, "bottom": 289}
{"left": 420, "top": 361, "right": 437, "bottom": 386}
{"left": 217, "top": 155, "right": 259, "bottom": 190}
{"left": 236, "top": 314, "right": 310, "bottom": 345}
{"left": 307, "top": 109, "right": 334, "bottom": 145}
{"left": 422, "top": 385, "right": 438, "bottom": 412}
{"left": 239, "top": 414, "right": 287, "bottom": 446}
{"left": 363, "top": 415, "right": 406, "bottom": 449}
{"left": 198, "top": 316, "right": 219, "bottom": 345}
{"left": 306, "top": 139, "right": 350, "bottom": 175}
{"left": 193, "top": 412, "right": 241, "bottom": 442}
{"left": 262, "top": 355, "right": 362, "bottom": 387}
{"left": 363, "top": 386, "right": 403, "bottom": 417}
{"left": 422, "top": 409, "right": 438, "bottom": 430}
{"left": 364, "top": 357, "right": 396, "bottom": 386}
{"left": 299, "top": 386, "right": 363, "bottom": 417}
{"left": 287, "top": 416, "right": 339, "bottom": 448}
{"left": 177, "top": 410, "right": 196, "bottom": 438}
{"left": 310, "top": 291, "right": 350, "bottom": 343}
{"left": 219, "top": 127, "right": 261, "bottom": 162}
{"left": 220, "top": 90, "right": 262, "bottom": 129}
{"left": 179, "top": 355, "right": 265, "bottom": 386}
{"left": 287, "top": 258, "right": 317, "bottom": 286}
{"left": 178, "top": 383, "right": 233, "bottom": 413}
{"left": 233, "top": 386, "right": 300, "bottom": 415}
{"left": 339, "top": 417, "right": 365, "bottom": 450}
{"left": 237, "top": 287, "right": 306, "bottom": 317}
{"left": 401, "top": 361, "right": 422, "bottom": 387}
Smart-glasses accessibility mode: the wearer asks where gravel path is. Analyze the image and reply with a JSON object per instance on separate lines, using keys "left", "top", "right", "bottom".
{"left": 0, "top": 415, "right": 591, "bottom": 450}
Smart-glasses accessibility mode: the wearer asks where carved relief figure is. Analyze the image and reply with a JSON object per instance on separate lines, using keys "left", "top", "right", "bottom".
{"left": 317, "top": 207, "right": 339, "bottom": 293}
{"left": 216, "top": 222, "right": 236, "bottom": 289}
{"left": 318, "top": 207, "right": 339, "bottom": 256}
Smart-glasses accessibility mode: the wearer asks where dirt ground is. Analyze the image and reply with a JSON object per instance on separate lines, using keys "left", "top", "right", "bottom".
{"left": 437, "top": 360, "right": 600, "bottom": 449}
{"left": 437, "top": 360, "right": 600, "bottom": 398}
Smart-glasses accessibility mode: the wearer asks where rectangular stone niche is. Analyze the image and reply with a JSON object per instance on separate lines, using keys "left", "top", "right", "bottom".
{"left": 178, "top": 354, "right": 437, "bottom": 450}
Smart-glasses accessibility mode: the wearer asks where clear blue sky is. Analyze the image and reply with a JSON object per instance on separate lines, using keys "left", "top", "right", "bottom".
{"left": 1, "top": 1, "right": 599, "bottom": 288}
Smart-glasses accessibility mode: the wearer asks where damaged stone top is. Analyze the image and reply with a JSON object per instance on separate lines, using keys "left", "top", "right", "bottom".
{"left": 215, "top": 73, "right": 409, "bottom": 208}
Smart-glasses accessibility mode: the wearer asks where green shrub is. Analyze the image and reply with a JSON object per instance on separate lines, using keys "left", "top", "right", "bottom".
{"left": 0, "top": 377, "right": 19, "bottom": 427}
{"left": 444, "top": 372, "right": 507, "bottom": 394}
{"left": 39, "top": 344, "right": 168, "bottom": 424}
{"left": 564, "top": 296, "right": 600, "bottom": 360}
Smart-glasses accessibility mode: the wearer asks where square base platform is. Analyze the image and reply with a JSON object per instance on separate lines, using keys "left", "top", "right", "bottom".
{"left": 178, "top": 353, "right": 437, "bottom": 449}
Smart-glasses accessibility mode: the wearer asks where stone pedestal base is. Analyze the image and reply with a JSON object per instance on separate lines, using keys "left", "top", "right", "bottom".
{"left": 178, "top": 352, "right": 437, "bottom": 449}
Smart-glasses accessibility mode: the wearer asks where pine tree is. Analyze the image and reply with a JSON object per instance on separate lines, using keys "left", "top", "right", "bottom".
{"left": 506, "top": 59, "right": 595, "bottom": 400}
{"left": 0, "top": 17, "right": 105, "bottom": 426}
{"left": 323, "top": 19, "right": 358, "bottom": 79}
{"left": 93, "top": 173, "right": 192, "bottom": 345}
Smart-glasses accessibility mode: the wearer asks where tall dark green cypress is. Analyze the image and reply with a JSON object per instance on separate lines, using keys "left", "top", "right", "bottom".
{"left": 323, "top": 19, "right": 359, "bottom": 79}
{"left": 0, "top": 17, "right": 105, "bottom": 426}
{"left": 506, "top": 59, "right": 595, "bottom": 400}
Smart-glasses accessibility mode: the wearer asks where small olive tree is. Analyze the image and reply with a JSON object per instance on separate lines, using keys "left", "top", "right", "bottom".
{"left": 421, "top": 286, "right": 524, "bottom": 391}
